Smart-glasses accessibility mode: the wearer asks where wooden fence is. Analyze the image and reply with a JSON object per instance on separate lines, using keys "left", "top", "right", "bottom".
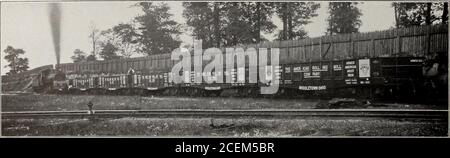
{"left": 243, "top": 24, "right": 448, "bottom": 64}
{"left": 57, "top": 24, "right": 448, "bottom": 74}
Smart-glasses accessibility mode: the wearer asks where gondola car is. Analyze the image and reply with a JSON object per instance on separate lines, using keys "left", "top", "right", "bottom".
{"left": 57, "top": 55, "right": 426, "bottom": 99}
{"left": 48, "top": 24, "right": 448, "bottom": 100}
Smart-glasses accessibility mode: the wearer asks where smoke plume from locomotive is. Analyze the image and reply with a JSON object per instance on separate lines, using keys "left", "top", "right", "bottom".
{"left": 48, "top": 3, "right": 61, "bottom": 67}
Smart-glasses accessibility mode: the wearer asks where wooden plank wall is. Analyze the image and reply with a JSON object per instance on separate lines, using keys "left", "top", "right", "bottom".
{"left": 58, "top": 24, "right": 447, "bottom": 74}
{"left": 256, "top": 24, "right": 448, "bottom": 64}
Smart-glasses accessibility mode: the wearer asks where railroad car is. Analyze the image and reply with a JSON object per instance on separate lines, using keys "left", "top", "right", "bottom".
{"left": 55, "top": 51, "right": 427, "bottom": 99}
{"left": 2, "top": 24, "right": 446, "bottom": 101}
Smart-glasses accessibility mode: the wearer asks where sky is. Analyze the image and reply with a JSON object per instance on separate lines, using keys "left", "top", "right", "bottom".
{"left": 1, "top": 1, "right": 396, "bottom": 75}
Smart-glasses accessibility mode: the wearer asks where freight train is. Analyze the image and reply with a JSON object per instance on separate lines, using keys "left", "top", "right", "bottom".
{"left": 1, "top": 24, "right": 447, "bottom": 101}
{"left": 54, "top": 55, "right": 428, "bottom": 100}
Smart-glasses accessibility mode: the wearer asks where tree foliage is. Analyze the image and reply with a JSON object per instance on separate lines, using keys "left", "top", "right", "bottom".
{"left": 227, "top": 2, "right": 277, "bottom": 44}
{"left": 251, "top": 2, "right": 278, "bottom": 42}
{"left": 221, "top": 2, "right": 253, "bottom": 46}
{"left": 221, "top": 2, "right": 277, "bottom": 46}
{"left": 71, "top": 49, "right": 87, "bottom": 63}
{"left": 3, "top": 46, "right": 29, "bottom": 75}
{"left": 99, "top": 42, "right": 121, "bottom": 60}
{"left": 393, "top": 2, "right": 448, "bottom": 28}
{"left": 97, "top": 23, "right": 141, "bottom": 59}
{"left": 326, "top": 2, "right": 362, "bottom": 35}
{"left": 135, "top": 2, "right": 182, "bottom": 55}
{"left": 183, "top": 2, "right": 222, "bottom": 48}
{"left": 183, "top": 2, "right": 277, "bottom": 47}
{"left": 86, "top": 54, "right": 97, "bottom": 62}
{"left": 275, "top": 2, "right": 320, "bottom": 40}
{"left": 112, "top": 23, "right": 141, "bottom": 58}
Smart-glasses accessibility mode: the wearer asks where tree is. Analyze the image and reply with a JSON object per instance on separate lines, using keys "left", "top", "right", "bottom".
{"left": 221, "top": 2, "right": 277, "bottom": 46}
{"left": 71, "top": 49, "right": 87, "bottom": 63}
{"left": 86, "top": 54, "right": 97, "bottom": 62}
{"left": 443, "top": 2, "right": 448, "bottom": 24}
{"left": 244, "top": 2, "right": 277, "bottom": 43}
{"left": 112, "top": 23, "right": 141, "bottom": 58}
{"left": 326, "top": 2, "right": 362, "bottom": 35}
{"left": 392, "top": 2, "right": 448, "bottom": 28}
{"left": 97, "top": 23, "right": 141, "bottom": 58}
{"left": 183, "top": 2, "right": 278, "bottom": 47}
{"left": 3, "top": 46, "right": 29, "bottom": 75}
{"left": 212, "top": 2, "right": 223, "bottom": 47}
{"left": 97, "top": 29, "right": 120, "bottom": 60}
{"left": 99, "top": 42, "right": 121, "bottom": 60}
{"left": 14, "top": 58, "right": 29, "bottom": 73}
{"left": 135, "top": 2, "right": 182, "bottom": 55}
{"left": 275, "top": 2, "right": 320, "bottom": 40}
{"left": 88, "top": 23, "right": 100, "bottom": 58}
{"left": 183, "top": 2, "right": 219, "bottom": 48}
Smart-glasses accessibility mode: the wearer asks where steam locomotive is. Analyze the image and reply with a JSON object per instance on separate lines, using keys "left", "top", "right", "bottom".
{"left": 0, "top": 65, "right": 66, "bottom": 93}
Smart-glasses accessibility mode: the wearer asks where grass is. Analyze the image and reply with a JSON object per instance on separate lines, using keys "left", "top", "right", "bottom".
{"left": 2, "top": 94, "right": 444, "bottom": 112}
{"left": 2, "top": 94, "right": 446, "bottom": 136}
{"left": 2, "top": 117, "right": 447, "bottom": 136}
{"left": 1, "top": 94, "right": 320, "bottom": 111}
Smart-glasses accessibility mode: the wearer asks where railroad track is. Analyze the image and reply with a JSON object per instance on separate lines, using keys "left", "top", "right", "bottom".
{"left": 1, "top": 109, "right": 447, "bottom": 120}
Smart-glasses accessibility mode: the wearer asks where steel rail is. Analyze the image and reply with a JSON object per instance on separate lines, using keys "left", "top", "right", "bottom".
{"left": 1, "top": 109, "right": 447, "bottom": 120}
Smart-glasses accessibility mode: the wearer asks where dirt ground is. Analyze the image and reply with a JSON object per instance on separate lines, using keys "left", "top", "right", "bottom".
{"left": 2, "top": 117, "right": 447, "bottom": 136}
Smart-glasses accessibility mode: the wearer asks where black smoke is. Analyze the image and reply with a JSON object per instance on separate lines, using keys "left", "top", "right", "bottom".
{"left": 49, "top": 3, "right": 61, "bottom": 67}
